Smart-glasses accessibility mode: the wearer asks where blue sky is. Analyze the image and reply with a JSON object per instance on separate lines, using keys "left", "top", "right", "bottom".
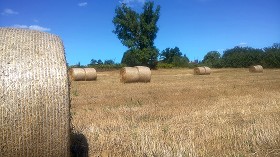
{"left": 1, "top": 0, "right": 279, "bottom": 65}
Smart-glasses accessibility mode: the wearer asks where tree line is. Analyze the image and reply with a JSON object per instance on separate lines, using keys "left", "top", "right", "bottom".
{"left": 70, "top": 43, "right": 280, "bottom": 69}
{"left": 202, "top": 43, "right": 280, "bottom": 68}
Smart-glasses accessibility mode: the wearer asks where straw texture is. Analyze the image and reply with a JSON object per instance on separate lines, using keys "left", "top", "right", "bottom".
{"left": 249, "top": 65, "right": 263, "bottom": 73}
{"left": 135, "top": 66, "right": 151, "bottom": 82}
{"left": 120, "top": 67, "right": 140, "bottom": 83}
{"left": 194, "top": 66, "right": 211, "bottom": 75}
{"left": 69, "top": 68, "right": 97, "bottom": 81}
{"left": 0, "top": 28, "right": 70, "bottom": 157}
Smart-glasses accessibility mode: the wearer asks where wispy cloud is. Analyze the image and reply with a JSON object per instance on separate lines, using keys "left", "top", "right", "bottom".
{"left": 13, "top": 25, "right": 51, "bottom": 32}
{"left": 1, "top": 8, "right": 18, "bottom": 15}
{"left": 33, "top": 19, "right": 39, "bottom": 23}
{"left": 78, "top": 2, "right": 88, "bottom": 7}
{"left": 238, "top": 42, "right": 248, "bottom": 47}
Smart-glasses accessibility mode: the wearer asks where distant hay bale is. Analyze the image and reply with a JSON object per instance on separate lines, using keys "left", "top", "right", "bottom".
{"left": 249, "top": 65, "right": 263, "bottom": 73}
{"left": 0, "top": 28, "right": 70, "bottom": 157}
{"left": 69, "top": 68, "right": 86, "bottom": 81}
{"left": 194, "top": 66, "right": 211, "bottom": 75}
{"left": 69, "top": 68, "right": 97, "bottom": 81}
{"left": 84, "top": 68, "right": 97, "bottom": 81}
{"left": 135, "top": 66, "right": 151, "bottom": 82}
{"left": 120, "top": 67, "right": 140, "bottom": 83}
{"left": 120, "top": 66, "right": 151, "bottom": 83}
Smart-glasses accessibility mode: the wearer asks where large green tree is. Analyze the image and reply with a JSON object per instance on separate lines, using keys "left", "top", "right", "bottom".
{"left": 113, "top": 2, "right": 160, "bottom": 68}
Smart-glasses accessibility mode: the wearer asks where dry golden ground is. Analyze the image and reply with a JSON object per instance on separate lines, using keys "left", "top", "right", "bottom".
{"left": 70, "top": 68, "right": 280, "bottom": 157}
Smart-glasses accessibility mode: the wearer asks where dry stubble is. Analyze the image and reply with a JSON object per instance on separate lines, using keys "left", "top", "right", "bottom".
{"left": 71, "top": 68, "right": 280, "bottom": 157}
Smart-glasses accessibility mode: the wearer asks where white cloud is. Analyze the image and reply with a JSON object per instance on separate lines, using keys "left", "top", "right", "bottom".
{"left": 238, "top": 42, "right": 247, "bottom": 47}
{"left": 29, "top": 25, "right": 51, "bottom": 32}
{"left": 1, "top": 8, "right": 18, "bottom": 15}
{"left": 12, "top": 25, "right": 51, "bottom": 32}
{"left": 78, "top": 2, "right": 88, "bottom": 7}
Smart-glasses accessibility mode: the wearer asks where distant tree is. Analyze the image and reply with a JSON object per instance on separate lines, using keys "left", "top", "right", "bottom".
{"left": 222, "top": 46, "right": 263, "bottom": 68}
{"left": 262, "top": 43, "right": 280, "bottom": 68}
{"left": 97, "top": 59, "right": 103, "bottom": 65}
{"left": 76, "top": 62, "right": 81, "bottom": 67}
{"left": 113, "top": 2, "right": 160, "bottom": 68}
{"left": 104, "top": 59, "right": 115, "bottom": 65}
{"left": 160, "top": 47, "right": 189, "bottom": 67}
{"left": 89, "top": 59, "right": 97, "bottom": 65}
{"left": 202, "top": 51, "right": 223, "bottom": 68}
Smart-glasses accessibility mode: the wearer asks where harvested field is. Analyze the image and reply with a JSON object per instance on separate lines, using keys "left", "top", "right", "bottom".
{"left": 70, "top": 68, "right": 280, "bottom": 157}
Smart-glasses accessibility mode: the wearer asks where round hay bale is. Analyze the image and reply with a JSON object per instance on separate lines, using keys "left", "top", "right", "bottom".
{"left": 84, "top": 68, "right": 97, "bottom": 81}
{"left": 135, "top": 66, "right": 151, "bottom": 82}
{"left": 204, "top": 66, "right": 211, "bottom": 74}
{"left": 69, "top": 68, "right": 97, "bottom": 81}
{"left": 69, "top": 68, "right": 86, "bottom": 81}
{"left": 194, "top": 66, "right": 211, "bottom": 75}
{"left": 249, "top": 65, "right": 263, "bottom": 73}
{"left": 0, "top": 28, "right": 70, "bottom": 157}
{"left": 120, "top": 67, "right": 140, "bottom": 83}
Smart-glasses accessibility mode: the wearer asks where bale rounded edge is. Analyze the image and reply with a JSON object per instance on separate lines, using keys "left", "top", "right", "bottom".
{"left": 135, "top": 66, "right": 151, "bottom": 82}
{"left": 84, "top": 68, "right": 97, "bottom": 81}
{"left": 120, "top": 67, "right": 140, "bottom": 83}
{"left": 69, "top": 68, "right": 86, "bottom": 81}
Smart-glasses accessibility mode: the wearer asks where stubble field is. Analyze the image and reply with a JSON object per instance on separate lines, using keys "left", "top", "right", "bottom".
{"left": 70, "top": 68, "right": 280, "bottom": 157}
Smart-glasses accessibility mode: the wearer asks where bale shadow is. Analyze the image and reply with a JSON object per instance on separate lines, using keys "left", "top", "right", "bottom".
{"left": 70, "top": 132, "right": 89, "bottom": 157}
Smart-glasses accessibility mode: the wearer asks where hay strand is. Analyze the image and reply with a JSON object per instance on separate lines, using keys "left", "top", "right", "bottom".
{"left": 0, "top": 28, "right": 70, "bottom": 157}
{"left": 194, "top": 66, "right": 211, "bottom": 75}
{"left": 135, "top": 66, "right": 151, "bottom": 82}
{"left": 249, "top": 65, "right": 263, "bottom": 73}
{"left": 120, "top": 67, "right": 140, "bottom": 83}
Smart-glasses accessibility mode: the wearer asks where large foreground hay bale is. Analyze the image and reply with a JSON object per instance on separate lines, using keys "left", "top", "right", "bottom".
{"left": 69, "top": 68, "right": 97, "bottom": 81}
{"left": 135, "top": 66, "right": 151, "bottom": 82}
{"left": 120, "top": 67, "right": 140, "bottom": 83}
{"left": 0, "top": 28, "right": 70, "bottom": 157}
{"left": 194, "top": 66, "right": 211, "bottom": 75}
{"left": 249, "top": 65, "right": 263, "bottom": 73}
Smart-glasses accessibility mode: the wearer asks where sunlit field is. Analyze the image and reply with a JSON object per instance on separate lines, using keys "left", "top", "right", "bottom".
{"left": 70, "top": 68, "right": 280, "bottom": 157}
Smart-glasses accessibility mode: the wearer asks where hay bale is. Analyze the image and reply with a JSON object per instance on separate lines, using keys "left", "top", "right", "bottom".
{"left": 194, "top": 66, "right": 211, "bottom": 75}
{"left": 69, "top": 68, "right": 86, "bottom": 81}
{"left": 69, "top": 68, "right": 97, "bottom": 81}
{"left": 249, "top": 65, "right": 263, "bottom": 73}
{"left": 120, "top": 67, "right": 140, "bottom": 83}
{"left": 0, "top": 28, "right": 70, "bottom": 157}
{"left": 135, "top": 66, "right": 151, "bottom": 82}
{"left": 84, "top": 68, "right": 97, "bottom": 81}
